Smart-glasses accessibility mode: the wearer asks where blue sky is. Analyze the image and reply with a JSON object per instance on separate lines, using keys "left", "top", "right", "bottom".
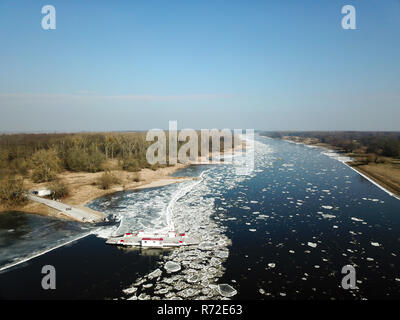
{"left": 0, "top": 0, "right": 399, "bottom": 132}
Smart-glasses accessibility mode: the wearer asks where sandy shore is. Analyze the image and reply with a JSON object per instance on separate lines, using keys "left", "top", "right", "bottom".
{"left": 1, "top": 139, "right": 247, "bottom": 221}
{"left": 0, "top": 163, "right": 195, "bottom": 221}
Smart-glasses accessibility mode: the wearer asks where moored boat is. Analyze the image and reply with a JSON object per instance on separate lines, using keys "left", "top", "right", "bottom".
{"left": 106, "top": 230, "right": 198, "bottom": 248}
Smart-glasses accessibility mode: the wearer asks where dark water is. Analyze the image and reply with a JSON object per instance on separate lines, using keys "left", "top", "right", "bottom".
{"left": 216, "top": 138, "right": 400, "bottom": 299}
{"left": 0, "top": 235, "right": 168, "bottom": 300}
{"left": 0, "top": 136, "right": 399, "bottom": 299}
{"left": 0, "top": 211, "right": 89, "bottom": 270}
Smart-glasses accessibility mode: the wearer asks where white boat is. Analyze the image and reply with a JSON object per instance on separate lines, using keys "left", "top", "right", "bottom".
{"left": 106, "top": 230, "right": 198, "bottom": 248}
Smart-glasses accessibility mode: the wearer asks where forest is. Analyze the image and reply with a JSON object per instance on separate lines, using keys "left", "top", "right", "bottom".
{"left": 0, "top": 131, "right": 228, "bottom": 207}
{"left": 0, "top": 132, "right": 159, "bottom": 207}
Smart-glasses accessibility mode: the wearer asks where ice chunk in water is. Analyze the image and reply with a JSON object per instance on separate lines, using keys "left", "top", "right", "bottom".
{"left": 307, "top": 242, "right": 317, "bottom": 248}
{"left": 210, "top": 257, "right": 222, "bottom": 266}
{"left": 317, "top": 212, "right": 336, "bottom": 219}
{"left": 148, "top": 268, "right": 162, "bottom": 280}
{"left": 216, "top": 251, "right": 229, "bottom": 259}
{"left": 218, "top": 284, "right": 237, "bottom": 297}
{"left": 178, "top": 288, "right": 200, "bottom": 298}
{"left": 165, "top": 261, "right": 181, "bottom": 273}
{"left": 138, "top": 293, "right": 150, "bottom": 300}
{"left": 186, "top": 274, "right": 200, "bottom": 284}
{"left": 122, "top": 286, "right": 137, "bottom": 295}
{"left": 199, "top": 242, "right": 215, "bottom": 251}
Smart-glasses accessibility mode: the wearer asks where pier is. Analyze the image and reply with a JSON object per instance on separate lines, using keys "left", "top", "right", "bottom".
{"left": 27, "top": 194, "right": 105, "bottom": 223}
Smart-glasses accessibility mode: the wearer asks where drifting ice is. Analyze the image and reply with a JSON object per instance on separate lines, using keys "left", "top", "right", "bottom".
{"left": 165, "top": 261, "right": 181, "bottom": 273}
{"left": 218, "top": 284, "right": 237, "bottom": 298}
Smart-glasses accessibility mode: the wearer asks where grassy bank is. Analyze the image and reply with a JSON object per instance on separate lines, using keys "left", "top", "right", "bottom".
{"left": 347, "top": 162, "right": 400, "bottom": 198}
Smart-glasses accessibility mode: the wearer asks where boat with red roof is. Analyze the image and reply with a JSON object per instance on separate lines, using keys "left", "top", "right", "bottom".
{"left": 106, "top": 230, "right": 198, "bottom": 248}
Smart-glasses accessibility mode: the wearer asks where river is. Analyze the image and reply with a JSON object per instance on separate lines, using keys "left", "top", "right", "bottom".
{"left": 0, "top": 135, "right": 399, "bottom": 299}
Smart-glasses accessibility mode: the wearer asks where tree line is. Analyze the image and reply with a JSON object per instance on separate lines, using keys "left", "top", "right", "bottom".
{"left": 0, "top": 132, "right": 158, "bottom": 178}
{"left": 0, "top": 132, "right": 160, "bottom": 207}
{"left": 0, "top": 131, "right": 232, "bottom": 207}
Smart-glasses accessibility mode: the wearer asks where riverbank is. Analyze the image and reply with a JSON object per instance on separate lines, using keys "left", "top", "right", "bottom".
{"left": 281, "top": 135, "right": 400, "bottom": 198}
{"left": 346, "top": 162, "right": 400, "bottom": 200}
{"left": 0, "top": 163, "right": 194, "bottom": 221}
{"left": 0, "top": 137, "right": 246, "bottom": 221}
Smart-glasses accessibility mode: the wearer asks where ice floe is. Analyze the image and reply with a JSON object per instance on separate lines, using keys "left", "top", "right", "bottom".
{"left": 218, "top": 284, "right": 238, "bottom": 297}
{"left": 165, "top": 261, "right": 181, "bottom": 273}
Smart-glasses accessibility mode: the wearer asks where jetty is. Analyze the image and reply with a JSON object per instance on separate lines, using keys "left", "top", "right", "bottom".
{"left": 27, "top": 194, "right": 105, "bottom": 223}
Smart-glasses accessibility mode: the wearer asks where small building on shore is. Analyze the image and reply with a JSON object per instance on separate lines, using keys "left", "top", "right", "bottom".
{"left": 32, "top": 189, "right": 52, "bottom": 197}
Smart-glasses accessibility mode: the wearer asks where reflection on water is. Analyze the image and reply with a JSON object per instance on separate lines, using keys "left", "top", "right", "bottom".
{"left": 0, "top": 211, "right": 90, "bottom": 271}
{"left": 0, "top": 212, "right": 30, "bottom": 246}
{"left": 114, "top": 246, "right": 173, "bottom": 257}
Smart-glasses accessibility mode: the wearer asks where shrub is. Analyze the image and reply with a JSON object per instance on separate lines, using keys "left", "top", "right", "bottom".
{"left": 49, "top": 180, "right": 69, "bottom": 199}
{"left": 10, "top": 158, "right": 29, "bottom": 176}
{"left": 96, "top": 172, "right": 120, "bottom": 190}
{"left": 0, "top": 176, "right": 26, "bottom": 207}
{"left": 382, "top": 139, "right": 400, "bottom": 158}
{"left": 31, "top": 149, "right": 61, "bottom": 183}
{"left": 150, "top": 163, "right": 161, "bottom": 171}
{"left": 132, "top": 172, "right": 141, "bottom": 182}
{"left": 122, "top": 158, "right": 140, "bottom": 172}
{"left": 122, "top": 157, "right": 151, "bottom": 171}
{"left": 66, "top": 148, "right": 106, "bottom": 172}
{"left": 0, "top": 150, "right": 8, "bottom": 168}
{"left": 32, "top": 166, "right": 58, "bottom": 183}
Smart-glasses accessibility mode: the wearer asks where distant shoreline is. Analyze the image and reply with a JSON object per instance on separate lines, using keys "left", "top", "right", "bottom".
{"left": 279, "top": 136, "right": 400, "bottom": 199}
